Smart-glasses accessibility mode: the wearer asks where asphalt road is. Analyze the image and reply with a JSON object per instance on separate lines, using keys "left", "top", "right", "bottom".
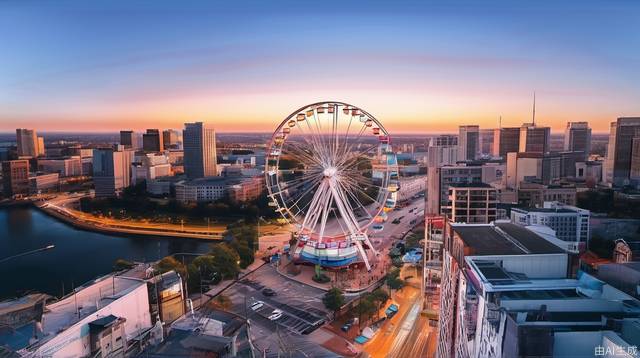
{"left": 222, "top": 264, "right": 338, "bottom": 356}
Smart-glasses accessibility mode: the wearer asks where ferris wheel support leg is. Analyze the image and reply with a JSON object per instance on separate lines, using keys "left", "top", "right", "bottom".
{"left": 363, "top": 234, "right": 379, "bottom": 257}
{"left": 354, "top": 240, "right": 372, "bottom": 272}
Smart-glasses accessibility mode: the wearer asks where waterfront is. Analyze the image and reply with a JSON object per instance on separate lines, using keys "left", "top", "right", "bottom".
{"left": 0, "top": 206, "right": 212, "bottom": 299}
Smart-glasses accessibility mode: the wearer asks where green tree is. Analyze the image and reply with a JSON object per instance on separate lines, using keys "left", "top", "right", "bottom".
{"left": 322, "top": 287, "right": 345, "bottom": 319}
{"left": 187, "top": 255, "right": 221, "bottom": 293}
{"left": 385, "top": 268, "right": 405, "bottom": 294}
{"left": 154, "top": 256, "right": 187, "bottom": 278}
{"left": 354, "top": 295, "right": 377, "bottom": 329}
{"left": 370, "top": 288, "right": 390, "bottom": 319}
{"left": 113, "top": 259, "right": 134, "bottom": 272}
{"left": 210, "top": 244, "right": 240, "bottom": 279}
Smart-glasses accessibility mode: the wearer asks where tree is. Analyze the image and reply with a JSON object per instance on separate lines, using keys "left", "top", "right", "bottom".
{"left": 154, "top": 256, "right": 187, "bottom": 278}
{"left": 370, "top": 288, "right": 390, "bottom": 319}
{"left": 589, "top": 235, "right": 616, "bottom": 259}
{"left": 322, "top": 287, "right": 345, "bottom": 319}
{"left": 210, "top": 244, "right": 240, "bottom": 279}
{"left": 354, "top": 295, "right": 376, "bottom": 329}
{"left": 187, "top": 255, "right": 221, "bottom": 293}
{"left": 385, "top": 268, "right": 404, "bottom": 293}
{"left": 113, "top": 258, "right": 134, "bottom": 272}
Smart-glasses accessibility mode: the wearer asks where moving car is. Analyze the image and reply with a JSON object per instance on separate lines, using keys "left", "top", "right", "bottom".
{"left": 250, "top": 301, "right": 264, "bottom": 311}
{"left": 268, "top": 309, "right": 283, "bottom": 320}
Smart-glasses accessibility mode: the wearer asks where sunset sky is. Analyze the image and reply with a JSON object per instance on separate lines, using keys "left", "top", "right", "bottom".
{"left": 1, "top": 1, "right": 638, "bottom": 133}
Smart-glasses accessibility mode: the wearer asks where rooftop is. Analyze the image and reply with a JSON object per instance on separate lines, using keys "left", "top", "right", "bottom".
{"left": 448, "top": 182, "right": 494, "bottom": 189}
{"left": 451, "top": 222, "right": 565, "bottom": 256}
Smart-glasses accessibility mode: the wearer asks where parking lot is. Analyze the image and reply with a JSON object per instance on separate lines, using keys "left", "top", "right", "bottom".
{"left": 221, "top": 264, "right": 339, "bottom": 356}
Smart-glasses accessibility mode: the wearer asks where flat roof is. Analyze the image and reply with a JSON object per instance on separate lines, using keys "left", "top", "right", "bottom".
{"left": 512, "top": 207, "right": 577, "bottom": 214}
{"left": 452, "top": 222, "right": 564, "bottom": 255}
{"left": 448, "top": 182, "right": 494, "bottom": 188}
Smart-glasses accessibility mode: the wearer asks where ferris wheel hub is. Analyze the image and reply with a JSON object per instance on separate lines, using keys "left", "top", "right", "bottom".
{"left": 323, "top": 167, "right": 337, "bottom": 178}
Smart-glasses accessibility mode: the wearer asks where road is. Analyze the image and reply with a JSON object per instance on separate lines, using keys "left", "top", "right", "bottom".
{"left": 39, "top": 192, "right": 290, "bottom": 240}
{"left": 362, "top": 264, "right": 434, "bottom": 358}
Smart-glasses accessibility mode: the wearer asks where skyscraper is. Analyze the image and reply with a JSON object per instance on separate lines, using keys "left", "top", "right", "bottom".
{"left": 2, "top": 160, "right": 30, "bottom": 197}
{"left": 183, "top": 122, "right": 217, "bottom": 179}
{"left": 519, "top": 123, "right": 550, "bottom": 153}
{"left": 142, "top": 129, "right": 164, "bottom": 152}
{"left": 120, "top": 130, "right": 136, "bottom": 149}
{"left": 162, "top": 129, "right": 181, "bottom": 149}
{"left": 427, "top": 135, "right": 458, "bottom": 167}
{"left": 93, "top": 146, "right": 134, "bottom": 197}
{"left": 564, "top": 122, "right": 591, "bottom": 160}
{"left": 492, "top": 127, "right": 520, "bottom": 158}
{"left": 478, "top": 128, "right": 494, "bottom": 156}
{"left": 458, "top": 125, "right": 479, "bottom": 161}
{"left": 16, "top": 128, "right": 40, "bottom": 157}
{"left": 605, "top": 117, "right": 640, "bottom": 186}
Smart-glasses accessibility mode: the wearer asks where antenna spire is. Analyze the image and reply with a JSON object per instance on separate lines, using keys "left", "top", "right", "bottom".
{"left": 499, "top": 115, "right": 502, "bottom": 129}
{"left": 532, "top": 91, "right": 536, "bottom": 126}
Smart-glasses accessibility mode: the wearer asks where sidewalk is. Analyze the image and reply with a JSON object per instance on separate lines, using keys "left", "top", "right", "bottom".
{"left": 274, "top": 252, "right": 390, "bottom": 294}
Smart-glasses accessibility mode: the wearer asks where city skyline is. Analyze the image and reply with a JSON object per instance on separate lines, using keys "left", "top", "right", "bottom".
{"left": 1, "top": 1, "right": 639, "bottom": 133}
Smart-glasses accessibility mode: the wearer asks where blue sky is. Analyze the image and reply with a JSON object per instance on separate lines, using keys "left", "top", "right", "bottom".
{"left": 1, "top": 0, "right": 638, "bottom": 132}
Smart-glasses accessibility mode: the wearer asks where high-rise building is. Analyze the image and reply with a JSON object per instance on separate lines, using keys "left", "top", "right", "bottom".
{"left": 427, "top": 164, "right": 483, "bottom": 215}
{"left": 443, "top": 183, "right": 498, "bottom": 223}
{"left": 162, "top": 129, "right": 181, "bottom": 150}
{"left": 604, "top": 117, "right": 640, "bottom": 186}
{"left": 142, "top": 129, "right": 163, "bottom": 152}
{"left": 519, "top": 123, "right": 550, "bottom": 153}
{"left": 458, "top": 125, "right": 479, "bottom": 161}
{"left": 478, "top": 129, "right": 494, "bottom": 156}
{"left": 564, "top": 122, "right": 591, "bottom": 159}
{"left": 492, "top": 127, "right": 520, "bottom": 158}
{"left": 183, "top": 122, "right": 217, "bottom": 179}
{"left": 93, "top": 146, "right": 134, "bottom": 197}
{"left": 16, "top": 129, "right": 40, "bottom": 157}
{"left": 37, "top": 137, "right": 45, "bottom": 157}
{"left": 120, "top": 130, "right": 137, "bottom": 149}
{"left": 2, "top": 160, "right": 30, "bottom": 197}
{"left": 427, "top": 135, "right": 458, "bottom": 167}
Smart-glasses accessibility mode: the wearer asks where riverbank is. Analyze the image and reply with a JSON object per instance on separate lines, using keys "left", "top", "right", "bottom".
{"left": 35, "top": 201, "right": 225, "bottom": 241}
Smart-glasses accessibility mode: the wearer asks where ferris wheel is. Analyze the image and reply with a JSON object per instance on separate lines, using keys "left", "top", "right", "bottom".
{"left": 265, "top": 101, "right": 399, "bottom": 270}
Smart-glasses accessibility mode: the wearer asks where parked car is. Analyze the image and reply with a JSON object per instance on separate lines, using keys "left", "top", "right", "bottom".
{"left": 262, "top": 288, "right": 277, "bottom": 296}
{"left": 268, "top": 309, "right": 283, "bottom": 320}
{"left": 341, "top": 323, "right": 352, "bottom": 332}
{"left": 250, "top": 301, "right": 264, "bottom": 311}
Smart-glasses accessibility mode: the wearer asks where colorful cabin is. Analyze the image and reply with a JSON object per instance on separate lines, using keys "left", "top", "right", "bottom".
{"left": 296, "top": 113, "right": 306, "bottom": 121}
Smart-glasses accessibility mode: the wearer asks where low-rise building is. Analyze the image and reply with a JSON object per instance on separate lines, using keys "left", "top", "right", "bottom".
{"left": 517, "top": 182, "right": 577, "bottom": 207}
{"left": 2, "top": 160, "right": 30, "bottom": 197}
{"left": 228, "top": 176, "right": 264, "bottom": 203}
{"left": 511, "top": 201, "right": 590, "bottom": 252}
{"left": 176, "top": 176, "right": 264, "bottom": 204}
{"left": 175, "top": 177, "right": 227, "bottom": 203}
{"left": 37, "top": 156, "right": 83, "bottom": 177}
{"left": 3, "top": 274, "right": 153, "bottom": 357}
{"left": 29, "top": 172, "right": 59, "bottom": 194}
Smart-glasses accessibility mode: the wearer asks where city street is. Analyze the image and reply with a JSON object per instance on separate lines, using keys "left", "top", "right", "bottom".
{"left": 221, "top": 264, "right": 355, "bottom": 356}
{"left": 362, "top": 264, "right": 435, "bottom": 358}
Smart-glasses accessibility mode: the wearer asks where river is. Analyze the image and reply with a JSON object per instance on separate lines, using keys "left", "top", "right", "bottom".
{"left": 0, "top": 206, "right": 213, "bottom": 299}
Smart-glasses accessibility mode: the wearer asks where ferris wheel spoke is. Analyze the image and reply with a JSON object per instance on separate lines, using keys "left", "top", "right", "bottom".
{"left": 337, "top": 179, "right": 373, "bottom": 220}
{"left": 283, "top": 141, "right": 324, "bottom": 168}
{"left": 339, "top": 122, "right": 369, "bottom": 161}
